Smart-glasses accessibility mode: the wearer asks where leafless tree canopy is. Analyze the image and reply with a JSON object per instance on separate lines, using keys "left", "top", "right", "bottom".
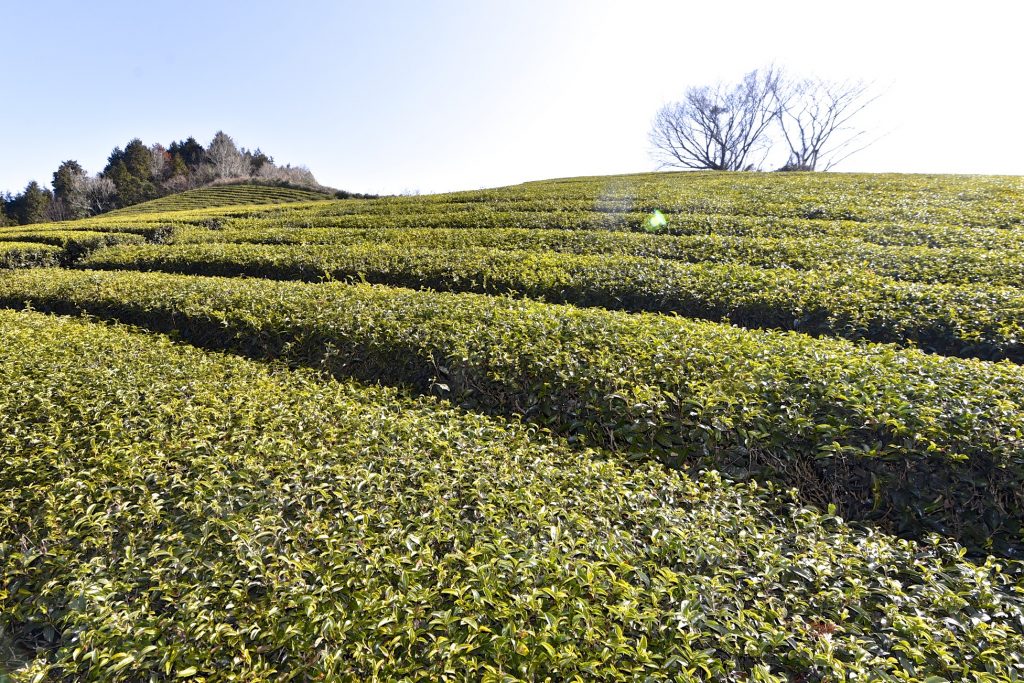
{"left": 651, "top": 67, "right": 877, "bottom": 172}
{"left": 776, "top": 77, "right": 877, "bottom": 171}
{"left": 650, "top": 67, "right": 781, "bottom": 171}
{"left": 206, "top": 131, "right": 250, "bottom": 179}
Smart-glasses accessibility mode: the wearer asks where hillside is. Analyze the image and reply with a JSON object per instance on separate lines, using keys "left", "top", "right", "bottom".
{"left": 1, "top": 171, "right": 1024, "bottom": 681}
{"left": 0, "top": 132, "right": 344, "bottom": 226}
{"left": 107, "top": 182, "right": 336, "bottom": 215}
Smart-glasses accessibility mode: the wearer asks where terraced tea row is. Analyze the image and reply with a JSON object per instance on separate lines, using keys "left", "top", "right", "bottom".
{"left": 216, "top": 172, "right": 1020, "bottom": 227}
{"left": 167, "top": 224, "right": 1024, "bottom": 288}
{"left": 21, "top": 208, "right": 1024, "bottom": 257}
{"left": 0, "top": 229, "right": 146, "bottom": 255}
{"left": 13, "top": 172, "right": 1024, "bottom": 252}
{"left": 108, "top": 182, "right": 334, "bottom": 214}
{"left": 4, "top": 309, "right": 1022, "bottom": 680}
{"left": 83, "top": 241, "right": 1024, "bottom": 362}
{"left": 489, "top": 172, "right": 1024, "bottom": 227}
{"left": 0, "top": 242, "right": 62, "bottom": 269}
{"left": 2, "top": 268, "right": 1022, "bottom": 553}
{"left": 206, "top": 209, "right": 1024, "bottom": 249}
{"left": 0, "top": 221, "right": 175, "bottom": 238}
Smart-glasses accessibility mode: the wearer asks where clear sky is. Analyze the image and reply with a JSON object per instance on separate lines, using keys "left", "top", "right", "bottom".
{"left": 1, "top": 0, "right": 1021, "bottom": 195}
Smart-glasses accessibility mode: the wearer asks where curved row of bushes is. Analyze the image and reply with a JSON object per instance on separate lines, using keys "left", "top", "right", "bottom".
{"left": 81, "top": 242, "right": 1024, "bottom": 362}
{"left": 109, "top": 183, "right": 334, "bottom": 214}
{"left": 2, "top": 268, "right": 1023, "bottom": 553}
{"left": 15, "top": 202, "right": 1024, "bottom": 253}
{"left": 0, "top": 242, "right": 62, "bottom": 269}
{"left": 210, "top": 209, "right": 1024, "bottom": 249}
{"left": 0, "top": 221, "right": 176, "bottom": 238}
{"left": 197, "top": 172, "right": 1024, "bottom": 229}
{"left": 440, "top": 171, "right": 1024, "bottom": 228}
{"left": 0, "top": 229, "right": 146, "bottom": 256}
{"left": 170, "top": 225, "right": 1024, "bottom": 288}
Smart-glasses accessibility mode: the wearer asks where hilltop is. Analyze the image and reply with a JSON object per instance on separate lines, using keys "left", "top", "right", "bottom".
{"left": 0, "top": 131, "right": 375, "bottom": 226}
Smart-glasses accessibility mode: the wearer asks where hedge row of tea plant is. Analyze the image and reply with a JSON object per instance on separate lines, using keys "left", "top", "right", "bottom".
{"left": 109, "top": 183, "right": 334, "bottom": 214}
{"left": 169, "top": 225, "right": 1024, "bottom": 287}
{"left": 208, "top": 209, "right": 1024, "bottom": 249}
{"left": 0, "top": 242, "right": 62, "bottom": 269}
{"left": 179, "top": 173, "right": 1024, "bottom": 241}
{"left": 82, "top": 242, "right": 1024, "bottom": 362}
{"left": 3, "top": 309, "right": 1023, "bottom": 681}
{"left": 228, "top": 206, "right": 1024, "bottom": 249}
{"left": 0, "top": 229, "right": 146, "bottom": 257}
{"left": 452, "top": 171, "right": 1024, "bottom": 227}
{"left": 2, "top": 268, "right": 1023, "bottom": 553}
{"left": 0, "top": 221, "right": 178, "bottom": 239}
{"left": 16, "top": 172, "right": 1024, "bottom": 250}
{"left": 181, "top": 171, "right": 1022, "bottom": 227}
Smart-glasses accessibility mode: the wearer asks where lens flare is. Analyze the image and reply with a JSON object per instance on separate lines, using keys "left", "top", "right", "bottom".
{"left": 643, "top": 209, "right": 668, "bottom": 232}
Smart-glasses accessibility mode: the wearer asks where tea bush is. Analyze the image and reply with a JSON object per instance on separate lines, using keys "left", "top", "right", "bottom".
{"left": 108, "top": 183, "right": 334, "bottom": 214}
{"left": 81, "top": 242, "right": 1024, "bottom": 362}
{"left": 1, "top": 309, "right": 1023, "bottom": 681}
{"left": 0, "top": 242, "right": 62, "bottom": 269}
{"left": 168, "top": 225, "right": 1024, "bottom": 287}
{"left": 2, "top": 268, "right": 1022, "bottom": 553}
{"left": 0, "top": 230, "right": 146, "bottom": 257}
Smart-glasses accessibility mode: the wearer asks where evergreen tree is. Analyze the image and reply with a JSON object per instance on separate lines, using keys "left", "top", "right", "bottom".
{"left": 102, "top": 139, "right": 159, "bottom": 207}
{"left": 52, "top": 160, "right": 89, "bottom": 219}
{"left": 168, "top": 137, "right": 206, "bottom": 171}
{"left": 8, "top": 181, "right": 53, "bottom": 224}
{"left": 169, "top": 155, "right": 188, "bottom": 178}
{"left": 247, "top": 148, "right": 273, "bottom": 175}
{"left": 0, "top": 192, "right": 13, "bottom": 226}
{"left": 122, "top": 138, "right": 153, "bottom": 179}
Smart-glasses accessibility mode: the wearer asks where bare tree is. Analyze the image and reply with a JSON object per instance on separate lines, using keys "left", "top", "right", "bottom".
{"left": 206, "top": 131, "right": 250, "bottom": 179}
{"left": 256, "top": 163, "right": 319, "bottom": 188}
{"left": 149, "top": 143, "right": 171, "bottom": 181}
{"left": 650, "top": 67, "right": 782, "bottom": 171}
{"left": 83, "top": 176, "right": 118, "bottom": 215}
{"left": 775, "top": 77, "right": 877, "bottom": 171}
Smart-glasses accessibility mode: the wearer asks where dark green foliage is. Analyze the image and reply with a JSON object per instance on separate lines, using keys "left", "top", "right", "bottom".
{"left": 1, "top": 309, "right": 1023, "bottom": 680}
{"left": 50, "top": 160, "right": 84, "bottom": 201}
{"left": 246, "top": 147, "right": 273, "bottom": 174}
{"left": 2, "top": 181, "right": 52, "bottom": 225}
{"left": 101, "top": 140, "right": 160, "bottom": 209}
{"left": 2, "top": 268, "right": 1023, "bottom": 553}
{"left": 168, "top": 153, "right": 188, "bottom": 179}
{"left": 0, "top": 193, "right": 13, "bottom": 227}
{"left": 50, "top": 161, "right": 91, "bottom": 221}
{"left": 103, "top": 139, "right": 153, "bottom": 180}
{"left": 168, "top": 136, "right": 206, "bottom": 171}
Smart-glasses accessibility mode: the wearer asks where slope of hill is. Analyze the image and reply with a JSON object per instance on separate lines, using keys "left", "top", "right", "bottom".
{"left": 2, "top": 171, "right": 1024, "bottom": 681}
{"left": 107, "top": 182, "right": 335, "bottom": 214}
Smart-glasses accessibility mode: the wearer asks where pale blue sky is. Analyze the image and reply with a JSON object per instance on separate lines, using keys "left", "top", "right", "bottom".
{"left": 2, "top": 0, "right": 1022, "bottom": 195}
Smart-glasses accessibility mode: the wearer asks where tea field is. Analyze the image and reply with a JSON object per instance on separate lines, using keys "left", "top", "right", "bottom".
{"left": 1, "top": 173, "right": 1024, "bottom": 681}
